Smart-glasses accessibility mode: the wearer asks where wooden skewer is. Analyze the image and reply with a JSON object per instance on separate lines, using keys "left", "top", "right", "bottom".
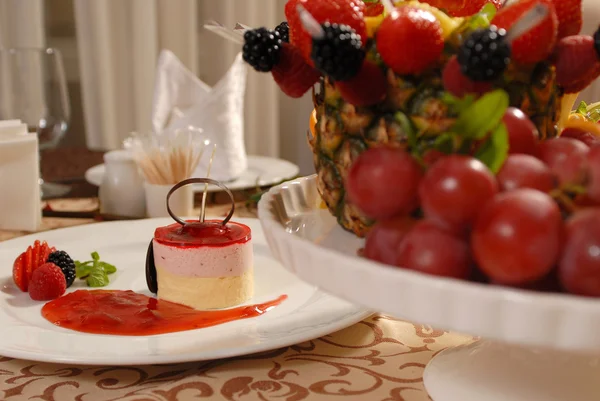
{"left": 200, "top": 144, "right": 217, "bottom": 223}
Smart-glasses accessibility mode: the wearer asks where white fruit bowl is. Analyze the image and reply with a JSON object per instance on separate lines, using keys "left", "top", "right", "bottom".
{"left": 257, "top": 175, "right": 600, "bottom": 401}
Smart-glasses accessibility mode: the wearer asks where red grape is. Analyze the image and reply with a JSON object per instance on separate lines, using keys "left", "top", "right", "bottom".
{"left": 419, "top": 155, "right": 498, "bottom": 232}
{"left": 586, "top": 144, "right": 600, "bottom": 202}
{"left": 558, "top": 209, "right": 600, "bottom": 296}
{"left": 503, "top": 107, "right": 540, "bottom": 155}
{"left": 471, "top": 189, "right": 563, "bottom": 285}
{"left": 538, "top": 137, "right": 589, "bottom": 186}
{"left": 496, "top": 154, "right": 556, "bottom": 193}
{"left": 346, "top": 147, "right": 423, "bottom": 219}
{"left": 397, "top": 220, "right": 471, "bottom": 279}
{"left": 422, "top": 149, "right": 445, "bottom": 167}
{"left": 560, "top": 127, "right": 600, "bottom": 147}
{"left": 364, "top": 216, "right": 416, "bottom": 266}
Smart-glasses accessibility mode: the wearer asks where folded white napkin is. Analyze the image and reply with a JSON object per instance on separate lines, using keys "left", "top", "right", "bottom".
{"left": 151, "top": 50, "right": 248, "bottom": 182}
{"left": 0, "top": 120, "right": 41, "bottom": 231}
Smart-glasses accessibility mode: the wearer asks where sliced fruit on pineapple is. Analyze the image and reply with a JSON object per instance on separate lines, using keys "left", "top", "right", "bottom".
{"left": 318, "top": 112, "right": 345, "bottom": 157}
{"left": 365, "top": 14, "right": 385, "bottom": 38}
{"left": 339, "top": 103, "right": 373, "bottom": 134}
{"left": 562, "top": 119, "right": 600, "bottom": 137}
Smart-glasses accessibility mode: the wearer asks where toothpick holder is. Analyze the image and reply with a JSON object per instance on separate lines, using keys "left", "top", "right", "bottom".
{"left": 145, "top": 183, "right": 193, "bottom": 218}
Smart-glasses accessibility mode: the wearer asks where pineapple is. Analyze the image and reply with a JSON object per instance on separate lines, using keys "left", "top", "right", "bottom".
{"left": 309, "top": 42, "right": 564, "bottom": 238}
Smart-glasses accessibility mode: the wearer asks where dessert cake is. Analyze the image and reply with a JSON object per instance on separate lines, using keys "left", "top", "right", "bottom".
{"left": 149, "top": 219, "right": 253, "bottom": 310}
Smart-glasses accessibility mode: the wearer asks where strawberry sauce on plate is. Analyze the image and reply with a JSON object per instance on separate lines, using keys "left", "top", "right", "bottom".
{"left": 42, "top": 289, "right": 286, "bottom": 336}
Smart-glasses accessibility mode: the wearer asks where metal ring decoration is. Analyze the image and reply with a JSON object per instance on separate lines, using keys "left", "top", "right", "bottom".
{"left": 166, "top": 178, "right": 235, "bottom": 227}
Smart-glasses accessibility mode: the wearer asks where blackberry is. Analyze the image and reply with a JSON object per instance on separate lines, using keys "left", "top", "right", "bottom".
{"left": 311, "top": 23, "right": 365, "bottom": 82}
{"left": 242, "top": 27, "right": 282, "bottom": 72}
{"left": 47, "top": 250, "right": 76, "bottom": 288}
{"left": 275, "top": 21, "right": 289, "bottom": 43}
{"left": 457, "top": 25, "right": 511, "bottom": 82}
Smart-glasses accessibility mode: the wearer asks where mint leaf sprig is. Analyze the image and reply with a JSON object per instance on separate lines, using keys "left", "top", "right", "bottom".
{"left": 75, "top": 251, "right": 117, "bottom": 287}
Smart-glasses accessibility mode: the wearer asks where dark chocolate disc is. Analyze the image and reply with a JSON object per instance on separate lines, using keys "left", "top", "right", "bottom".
{"left": 145, "top": 239, "right": 157, "bottom": 293}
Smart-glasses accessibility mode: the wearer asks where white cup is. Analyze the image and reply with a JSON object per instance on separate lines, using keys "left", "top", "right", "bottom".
{"left": 144, "top": 183, "right": 193, "bottom": 218}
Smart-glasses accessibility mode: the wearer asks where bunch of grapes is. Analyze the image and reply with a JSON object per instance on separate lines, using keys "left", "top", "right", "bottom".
{"left": 348, "top": 107, "right": 600, "bottom": 297}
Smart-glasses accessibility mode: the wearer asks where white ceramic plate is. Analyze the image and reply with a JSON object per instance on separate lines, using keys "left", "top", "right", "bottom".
{"left": 258, "top": 175, "right": 600, "bottom": 353}
{"left": 85, "top": 155, "right": 300, "bottom": 192}
{"left": 0, "top": 217, "right": 370, "bottom": 365}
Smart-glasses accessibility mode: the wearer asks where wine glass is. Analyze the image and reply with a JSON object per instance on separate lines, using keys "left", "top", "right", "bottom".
{"left": 0, "top": 47, "right": 71, "bottom": 199}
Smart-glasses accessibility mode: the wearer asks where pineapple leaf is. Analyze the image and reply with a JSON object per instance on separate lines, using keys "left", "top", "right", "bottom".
{"left": 451, "top": 89, "right": 509, "bottom": 140}
{"left": 474, "top": 123, "right": 509, "bottom": 174}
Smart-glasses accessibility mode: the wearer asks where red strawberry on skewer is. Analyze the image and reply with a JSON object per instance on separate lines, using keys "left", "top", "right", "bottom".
{"left": 296, "top": 3, "right": 386, "bottom": 107}
{"left": 376, "top": 6, "right": 445, "bottom": 76}
{"left": 242, "top": 26, "right": 321, "bottom": 98}
{"left": 446, "top": 0, "right": 504, "bottom": 18}
{"left": 492, "top": 0, "right": 558, "bottom": 65}
{"left": 284, "top": 0, "right": 367, "bottom": 67}
{"left": 455, "top": 3, "right": 553, "bottom": 84}
{"left": 549, "top": 0, "right": 582, "bottom": 39}
{"left": 555, "top": 27, "right": 600, "bottom": 94}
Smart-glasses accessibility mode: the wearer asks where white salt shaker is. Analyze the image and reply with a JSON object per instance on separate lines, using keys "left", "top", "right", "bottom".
{"left": 99, "top": 150, "right": 146, "bottom": 217}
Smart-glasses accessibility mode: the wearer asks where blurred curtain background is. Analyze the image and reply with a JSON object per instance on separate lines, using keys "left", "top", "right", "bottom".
{"left": 0, "top": 0, "right": 598, "bottom": 176}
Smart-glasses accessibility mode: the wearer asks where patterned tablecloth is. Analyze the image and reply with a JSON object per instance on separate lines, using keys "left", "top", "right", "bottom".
{"left": 0, "top": 198, "right": 474, "bottom": 401}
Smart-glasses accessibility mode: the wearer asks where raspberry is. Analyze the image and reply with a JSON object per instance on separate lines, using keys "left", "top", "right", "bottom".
{"left": 442, "top": 55, "right": 493, "bottom": 98}
{"left": 12, "top": 240, "right": 55, "bottom": 292}
{"left": 28, "top": 263, "right": 67, "bottom": 301}
{"left": 335, "top": 60, "right": 387, "bottom": 107}
{"left": 555, "top": 33, "right": 600, "bottom": 94}
{"left": 47, "top": 250, "right": 76, "bottom": 288}
{"left": 271, "top": 43, "right": 321, "bottom": 98}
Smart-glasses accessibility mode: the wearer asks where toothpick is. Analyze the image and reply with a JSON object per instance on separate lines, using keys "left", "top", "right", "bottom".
{"left": 200, "top": 144, "right": 217, "bottom": 223}
{"left": 380, "top": 0, "right": 395, "bottom": 13}
{"left": 296, "top": 4, "right": 325, "bottom": 39}
{"left": 203, "top": 20, "right": 245, "bottom": 45}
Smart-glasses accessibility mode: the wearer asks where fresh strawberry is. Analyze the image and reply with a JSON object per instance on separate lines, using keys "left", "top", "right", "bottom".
{"left": 12, "top": 240, "right": 56, "bottom": 292}
{"left": 28, "top": 263, "right": 66, "bottom": 301}
{"left": 550, "top": 0, "right": 582, "bottom": 39}
{"left": 285, "top": 0, "right": 367, "bottom": 66}
{"left": 492, "top": 0, "right": 558, "bottom": 65}
{"left": 442, "top": 56, "right": 493, "bottom": 98}
{"left": 419, "top": 0, "right": 467, "bottom": 12}
{"left": 364, "top": 1, "right": 385, "bottom": 16}
{"left": 271, "top": 43, "right": 321, "bottom": 98}
{"left": 555, "top": 34, "right": 600, "bottom": 94}
{"left": 377, "top": 7, "right": 444, "bottom": 75}
{"left": 446, "top": 0, "right": 504, "bottom": 17}
{"left": 336, "top": 60, "right": 387, "bottom": 107}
